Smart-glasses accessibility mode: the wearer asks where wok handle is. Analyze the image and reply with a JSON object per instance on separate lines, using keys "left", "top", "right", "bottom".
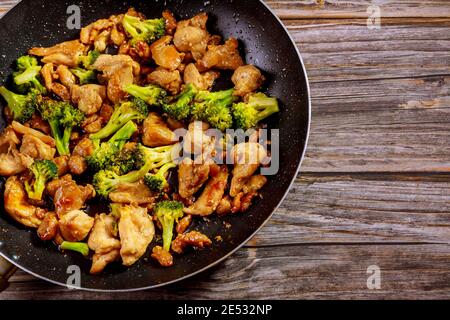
{"left": 0, "top": 256, "right": 17, "bottom": 292}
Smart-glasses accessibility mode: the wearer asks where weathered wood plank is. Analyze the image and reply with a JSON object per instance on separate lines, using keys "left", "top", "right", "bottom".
{"left": 301, "top": 75, "right": 450, "bottom": 172}
{"left": 250, "top": 174, "right": 450, "bottom": 246}
{"left": 2, "top": 244, "right": 449, "bottom": 299}
{"left": 286, "top": 20, "right": 450, "bottom": 82}
{"left": 265, "top": 0, "right": 450, "bottom": 19}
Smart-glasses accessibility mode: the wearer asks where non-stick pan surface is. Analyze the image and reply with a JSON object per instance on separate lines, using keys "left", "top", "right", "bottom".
{"left": 0, "top": 0, "right": 310, "bottom": 291}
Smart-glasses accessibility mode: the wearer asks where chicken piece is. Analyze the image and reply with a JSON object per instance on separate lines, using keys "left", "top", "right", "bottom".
{"left": 20, "top": 134, "right": 56, "bottom": 160}
{"left": 118, "top": 205, "right": 155, "bottom": 266}
{"left": 110, "top": 25, "right": 126, "bottom": 46}
{"left": 176, "top": 214, "right": 192, "bottom": 234}
{"left": 12, "top": 121, "right": 55, "bottom": 147}
{"left": 178, "top": 158, "right": 210, "bottom": 199}
{"left": 171, "top": 231, "right": 212, "bottom": 254}
{"left": 71, "top": 84, "right": 107, "bottom": 115}
{"left": 147, "top": 67, "right": 182, "bottom": 95}
{"left": 51, "top": 82, "right": 71, "bottom": 101}
{"left": 68, "top": 155, "right": 87, "bottom": 175}
{"left": 183, "top": 63, "right": 219, "bottom": 91}
{"left": 40, "top": 63, "right": 72, "bottom": 100}
{"left": 94, "top": 29, "right": 111, "bottom": 52}
{"left": 82, "top": 114, "right": 103, "bottom": 133}
{"left": 150, "top": 36, "right": 184, "bottom": 70}
{"left": 174, "top": 13, "right": 210, "bottom": 60}
{"left": 163, "top": 10, "right": 177, "bottom": 35}
{"left": 29, "top": 40, "right": 85, "bottom": 67}
{"left": 80, "top": 18, "right": 113, "bottom": 44}
{"left": 182, "top": 121, "right": 214, "bottom": 155}
{"left": 99, "top": 103, "right": 114, "bottom": 123}
{"left": 59, "top": 209, "right": 94, "bottom": 242}
{"left": 109, "top": 181, "right": 156, "bottom": 205}
{"left": 37, "top": 212, "right": 59, "bottom": 241}
{"left": 196, "top": 38, "right": 244, "bottom": 72}
{"left": 242, "top": 175, "right": 268, "bottom": 194}
{"left": 46, "top": 174, "right": 72, "bottom": 196}
{"left": 92, "top": 54, "right": 140, "bottom": 103}
{"left": 151, "top": 246, "right": 173, "bottom": 267}
{"left": 53, "top": 156, "right": 70, "bottom": 176}
{"left": 88, "top": 213, "right": 121, "bottom": 274}
{"left": 26, "top": 114, "right": 51, "bottom": 135}
{"left": 4, "top": 176, "right": 45, "bottom": 228}
{"left": 230, "top": 143, "right": 268, "bottom": 197}
{"left": 184, "top": 165, "right": 228, "bottom": 216}
{"left": 0, "top": 127, "right": 20, "bottom": 152}
{"left": 72, "top": 137, "right": 95, "bottom": 157}
{"left": 0, "top": 147, "right": 30, "bottom": 176}
{"left": 56, "top": 65, "right": 76, "bottom": 89}
{"left": 142, "top": 112, "right": 177, "bottom": 147}
{"left": 41, "top": 63, "right": 54, "bottom": 90}
{"left": 53, "top": 178, "right": 95, "bottom": 217}
{"left": 232, "top": 65, "right": 265, "bottom": 97}
{"left": 216, "top": 195, "right": 232, "bottom": 215}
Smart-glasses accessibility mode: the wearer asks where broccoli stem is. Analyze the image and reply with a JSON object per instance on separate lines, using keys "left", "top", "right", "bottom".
{"left": 60, "top": 241, "right": 90, "bottom": 256}
{"left": 108, "top": 121, "right": 137, "bottom": 149}
{"left": 48, "top": 121, "right": 69, "bottom": 156}
{"left": 14, "top": 66, "right": 41, "bottom": 85}
{"left": 161, "top": 218, "right": 175, "bottom": 252}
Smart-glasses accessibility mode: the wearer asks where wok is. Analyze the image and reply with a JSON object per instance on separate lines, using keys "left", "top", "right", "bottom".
{"left": 0, "top": 0, "right": 310, "bottom": 291}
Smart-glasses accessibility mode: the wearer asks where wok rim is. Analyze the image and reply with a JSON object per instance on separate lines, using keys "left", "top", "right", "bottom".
{"left": 0, "top": 0, "right": 311, "bottom": 292}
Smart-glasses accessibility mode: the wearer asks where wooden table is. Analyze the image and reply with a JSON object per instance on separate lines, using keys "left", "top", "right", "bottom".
{"left": 1, "top": 0, "right": 449, "bottom": 300}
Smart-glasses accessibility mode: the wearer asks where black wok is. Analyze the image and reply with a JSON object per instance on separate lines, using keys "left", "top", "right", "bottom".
{"left": 0, "top": 0, "right": 310, "bottom": 291}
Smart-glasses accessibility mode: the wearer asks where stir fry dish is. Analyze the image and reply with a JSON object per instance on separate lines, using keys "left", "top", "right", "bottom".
{"left": 0, "top": 8, "right": 279, "bottom": 273}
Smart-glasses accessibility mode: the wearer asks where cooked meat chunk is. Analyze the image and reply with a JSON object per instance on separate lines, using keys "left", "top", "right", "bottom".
{"left": 4, "top": 176, "right": 45, "bottom": 228}
{"left": 73, "top": 138, "right": 95, "bottom": 157}
{"left": 171, "top": 231, "right": 212, "bottom": 254}
{"left": 183, "top": 63, "right": 219, "bottom": 91}
{"left": 230, "top": 143, "right": 268, "bottom": 197}
{"left": 82, "top": 114, "right": 103, "bottom": 133}
{"left": 151, "top": 246, "right": 173, "bottom": 267}
{"left": 41, "top": 63, "right": 54, "bottom": 90}
{"left": 29, "top": 40, "right": 86, "bottom": 67}
{"left": 216, "top": 195, "right": 232, "bottom": 215}
{"left": 150, "top": 36, "right": 183, "bottom": 70}
{"left": 183, "top": 121, "right": 214, "bottom": 155}
{"left": 175, "top": 214, "right": 192, "bottom": 234}
{"left": 184, "top": 165, "right": 228, "bottom": 216}
{"left": 37, "top": 212, "right": 59, "bottom": 241}
{"left": 231, "top": 191, "right": 260, "bottom": 214}
{"left": 118, "top": 205, "right": 155, "bottom": 266}
{"left": 0, "top": 127, "right": 20, "bottom": 152}
{"left": 68, "top": 155, "right": 88, "bottom": 175}
{"left": 12, "top": 121, "right": 55, "bottom": 147}
{"left": 53, "top": 177, "right": 95, "bottom": 217}
{"left": 88, "top": 213, "right": 121, "bottom": 274}
{"left": 242, "top": 175, "right": 267, "bottom": 194}
{"left": 0, "top": 147, "right": 30, "bottom": 176}
{"left": 20, "top": 134, "right": 56, "bottom": 160}
{"left": 92, "top": 54, "right": 140, "bottom": 103}
{"left": 142, "top": 112, "right": 177, "bottom": 147}
{"left": 196, "top": 38, "right": 244, "bottom": 71}
{"left": 163, "top": 10, "right": 177, "bottom": 35}
{"left": 178, "top": 158, "right": 210, "bottom": 199}
{"left": 53, "top": 156, "right": 70, "bottom": 177}
{"left": 71, "top": 84, "right": 107, "bottom": 115}
{"left": 80, "top": 18, "right": 113, "bottom": 44}
{"left": 147, "top": 67, "right": 182, "bottom": 95}
{"left": 59, "top": 209, "right": 95, "bottom": 242}
{"left": 174, "top": 13, "right": 209, "bottom": 60}
{"left": 26, "top": 114, "right": 51, "bottom": 135}
{"left": 232, "top": 65, "right": 265, "bottom": 97}
{"left": 56, "top": 65, "right": 76, "bottom": 89}
{"left": 109, "top": 180, "right": 157, "bottom": 205}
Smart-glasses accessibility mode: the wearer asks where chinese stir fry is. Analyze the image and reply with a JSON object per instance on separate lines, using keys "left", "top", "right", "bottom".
{"left": 0, "top": 8, "right": 279, "bottom": 273}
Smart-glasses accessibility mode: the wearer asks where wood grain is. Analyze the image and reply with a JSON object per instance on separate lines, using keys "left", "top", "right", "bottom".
{"left": 2, "top": 244, "right": 450, "bottom": 299}
{"left": 265, "top": 0, "right": 450, "bottom": 19}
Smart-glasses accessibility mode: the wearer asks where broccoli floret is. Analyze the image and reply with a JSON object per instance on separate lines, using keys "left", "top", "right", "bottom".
{"left": 71, "top": 67, "right": 97, "bottom": 85}
{"left": 38, "top": 98, "right": 85, "bottom": 155}
{"left": 123, "top": 84, "right": 166, "bottom": 106}
{"left": 24, "top": 160, "right": 58, "bottom": 201}
{"left": 78, "top": 50, "right": 100, "bottom": 69}
{"left": 0, "top": 86, "right": 37, "bottom": 123}
{"left": 153, "top": 201, "right": 184, "bottom": 252}
{"left": 192, "top": 88, "right": 235, "bottom": 131}
{"left": 93, "top": 143, "right": 180, "bottom": 198}
{"left": 162, "top": 84, "right": 197, "bottom": 120}
{"left": 60, "top": 241, "right": 90, "bottom": 256}
{"left": 87, "top": 121, "right": 138, "bottom": 172}
{"left": 110, "top": 144, "right": 145, "bottom": 175}
{"left": 90, "top": 99, "right": 149, "bottom": 140}
{"left": 122, "top": 13, "right": 165, "bottom": 45}
{"left": 144, "top": 162, "right": 177, "bottom": 192}
{"left": 232, "top": 92, "right": 279, "bottom": 130}
{"left": 12, "top": 56, "right": 46, "bottom": 94}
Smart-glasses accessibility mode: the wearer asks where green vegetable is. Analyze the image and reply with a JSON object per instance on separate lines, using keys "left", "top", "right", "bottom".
{"left": 122, "top": 14, "right": 165, "bottom": 45}
{"left": 24, "top": 160, "right": 58, "bottom": 201}
{"left": 144, "top": 162, "right": 177, "bottom": 192}
{"left": 60, "top": 241, "right": 90, "bottom": 256}
{"left": 0, "top": 86, "right": 38, "bottom": 123}
{"left": 162, "top": 84, "right": 198, "bottom": 120}
{"left": 232, "top": 92, "right": 279, "bottom": 130}
{"left": 123, "top": 84, "right": 166, "bottom": 106}
{"left": 154, "top": 201, "right": 184, "bottom": 251}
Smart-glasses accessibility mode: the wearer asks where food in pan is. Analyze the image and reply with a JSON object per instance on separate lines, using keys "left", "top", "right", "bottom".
{"left": 0, "top": 8, "right": 279, "bottom": 274}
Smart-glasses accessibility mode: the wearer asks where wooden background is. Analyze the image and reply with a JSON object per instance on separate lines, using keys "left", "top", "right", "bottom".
{"left": 1, "top": 0, "right": 449, "bottom": 299}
